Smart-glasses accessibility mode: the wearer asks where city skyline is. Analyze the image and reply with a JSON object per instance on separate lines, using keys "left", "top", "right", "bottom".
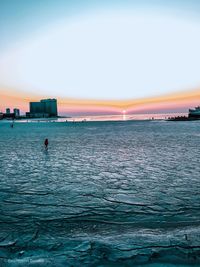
{"left": 1, "top": 88, "right": 200, "bottom": 117}
{"left": 0, "top": 0, "right": 200, "bottom": 115}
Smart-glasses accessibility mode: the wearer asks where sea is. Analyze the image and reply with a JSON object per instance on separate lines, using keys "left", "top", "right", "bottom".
{"left": 0, "top": 118, "right": 200, "bottom": 266}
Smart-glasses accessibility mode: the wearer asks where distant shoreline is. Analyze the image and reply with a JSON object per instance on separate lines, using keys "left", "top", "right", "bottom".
{"left": 0, "top": 113, "right": 189, "bottom": 122}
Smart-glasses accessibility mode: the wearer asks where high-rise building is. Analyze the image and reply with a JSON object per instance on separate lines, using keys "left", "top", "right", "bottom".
{"left": 30, "top": 102, "right": 45, "bottom": 115}
{"left": 13, "top": 108, "right": 20, "bottom": 117}
{"left": 6, "top": 108, "right": 10, "bottom": 114}
{"left": 3, "top": 108, "right": 15, "bottom": 119}
{"left": 41, "top": 99, "right": 58, "bottom": 117}
{"left": 27, "top": 99, "right": 58, "bottom": 118}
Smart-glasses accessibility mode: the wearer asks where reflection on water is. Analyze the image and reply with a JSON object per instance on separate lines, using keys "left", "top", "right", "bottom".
{"left": 62, "top": 113, "right": 187, "bottom": 122}
{"left": 14, "top": 112, "right": 188, "bottom": 123}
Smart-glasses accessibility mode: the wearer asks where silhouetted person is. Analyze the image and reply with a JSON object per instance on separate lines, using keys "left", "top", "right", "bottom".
{"left": 44, "top": 138, "right": 49, "bottom": 150}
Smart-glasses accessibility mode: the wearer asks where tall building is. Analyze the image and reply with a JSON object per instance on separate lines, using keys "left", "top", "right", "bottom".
{"left": 41, "top": 99, "right": 58, "bottom": 117}
{"left": 30, "top": 102, "right": 45, "bottom": 115}
{"left": 6, "top": 108, "right": 10, "bottom": 114}
{"left": 3, "top": 108, "right": 15, "bottom": 119}
{"left": 13, "top": 108, "right": 20, "bottom": 117}
{"left": 27, "top": 99, "right": 58, "bottom": 118}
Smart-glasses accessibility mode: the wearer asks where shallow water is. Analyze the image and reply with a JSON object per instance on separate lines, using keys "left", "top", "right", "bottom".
{"left": 0, "top": 120, "right": 200, "bottom": 266}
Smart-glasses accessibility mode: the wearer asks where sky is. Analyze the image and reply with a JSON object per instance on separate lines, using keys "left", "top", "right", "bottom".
{"left": 0, "top": 0, "right": 200, "bottom": 115}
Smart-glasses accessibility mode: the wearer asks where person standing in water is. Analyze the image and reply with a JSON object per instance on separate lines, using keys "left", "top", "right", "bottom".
{"left": 44, "top": 138, "right": 49, "bottom": 150}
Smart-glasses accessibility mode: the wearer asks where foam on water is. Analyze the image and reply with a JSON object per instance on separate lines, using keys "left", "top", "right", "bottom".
{"left": 0, "top": 120, "right": 200, "bottom": 266}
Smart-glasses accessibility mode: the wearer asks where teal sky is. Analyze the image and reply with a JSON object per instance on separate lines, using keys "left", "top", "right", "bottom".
{"left": 0, "top": 0, "right": 200, "bottom": 102}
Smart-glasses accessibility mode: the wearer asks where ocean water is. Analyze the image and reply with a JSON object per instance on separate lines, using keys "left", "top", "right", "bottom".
{"left": 0, "top": 120, "right": 200, "bottom": 266}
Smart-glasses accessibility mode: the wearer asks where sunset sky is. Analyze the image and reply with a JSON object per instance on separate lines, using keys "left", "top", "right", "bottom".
{"left": 0, "top": 0, "right": 200, "bottom": 115}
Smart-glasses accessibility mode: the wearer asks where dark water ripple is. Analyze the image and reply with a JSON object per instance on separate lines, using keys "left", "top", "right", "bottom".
{"left": 0, "top": 120, "right": 200, "bottom": 266}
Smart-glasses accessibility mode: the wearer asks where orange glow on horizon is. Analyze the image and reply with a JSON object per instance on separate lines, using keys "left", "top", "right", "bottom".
{"left": 0, "top": 86, "right": 200, "bottom": 115}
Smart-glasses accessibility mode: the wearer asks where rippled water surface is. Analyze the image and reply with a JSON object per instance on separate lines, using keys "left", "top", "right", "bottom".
{"left": 0, "top": 120, "right": 200, "bottom": 266}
